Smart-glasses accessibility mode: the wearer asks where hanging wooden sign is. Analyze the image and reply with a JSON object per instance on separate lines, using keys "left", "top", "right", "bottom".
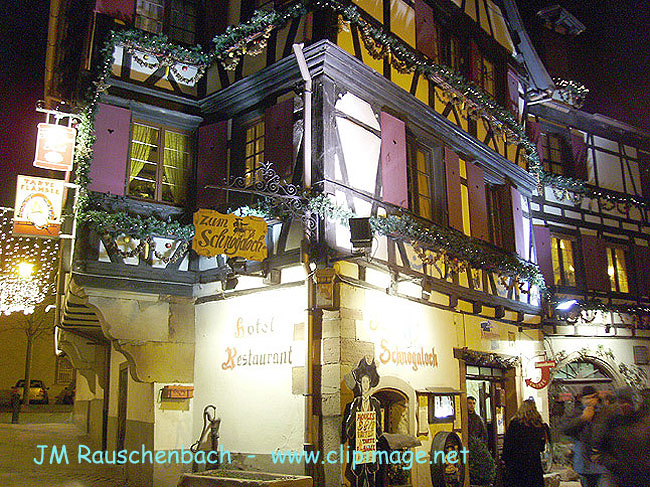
{"left": 13, "top": 175, "right": 65, "bottom": 238}
{"left": 192, "top": 209, "right": 267, "bottom": 261}
{"left": 34, "top": 123, "right": 76, "bottom": 171}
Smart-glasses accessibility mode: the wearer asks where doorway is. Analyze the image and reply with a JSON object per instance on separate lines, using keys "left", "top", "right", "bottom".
{"left": 374, "top": 388, "right": 410, "bottom": 487}
{"left": 466, "top": 365, "right": 508, "bottom": 458}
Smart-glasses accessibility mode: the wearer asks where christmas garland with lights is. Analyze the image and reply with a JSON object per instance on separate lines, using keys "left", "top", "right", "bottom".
{"left": 455, "top": 347, "right": 521, "bottom": 369}
{"left": 69, "top": 0, "right": 645, "bottom": 278}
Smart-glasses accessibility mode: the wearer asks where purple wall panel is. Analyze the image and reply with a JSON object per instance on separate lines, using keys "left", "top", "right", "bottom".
{"left": 88, "top": 103, "right": 131, "bottom": 196}
{"left": 533, "top": 225, "right": 554, "bottom": 287}
{"left": 380, "top": 112, "right": 408, "bottom": 209}
{"left": 581, "top": 235, "right": 609, "bottom": 292}
{"left": 196, "top": 121, "right": 228, "bottom": 208}
{"left": 265, "top": 99, "right": 294, "bottom": 181}
{"left": 94, "top": 0, "right": 135, "bottom": 22}
{"left": 571, "top": 133, "right": 588, "bottom": 180}
{"left": 415, "top": 0, "right": 438, "bottom": 61}
{"left": 511, "top": 187, "right": 526, "bottom": 258}
{"left": 445, "top": 148, "right": 463, "bottom": 232}
{"left": 466, "top": 162, "right": 488, "bottom": 241}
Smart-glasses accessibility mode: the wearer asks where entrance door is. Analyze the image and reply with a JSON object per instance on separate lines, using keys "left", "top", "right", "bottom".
{"left": 117, "top": 364, "right": 128, "bottom": 451}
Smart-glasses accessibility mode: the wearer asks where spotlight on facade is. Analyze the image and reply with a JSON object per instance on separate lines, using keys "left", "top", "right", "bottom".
{"left": 349, "top": 217, "right": 373, "bottom": 250}
{"left": 555, "top": 299, "right": 579, "bottom": 311}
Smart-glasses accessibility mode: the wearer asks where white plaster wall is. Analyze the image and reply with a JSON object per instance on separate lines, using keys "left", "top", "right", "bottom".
{"left": 154, "top": 382, "right": 195, "bottom": 451}
{"left": 193, "top": 286, "right": 307, "bottom": 454}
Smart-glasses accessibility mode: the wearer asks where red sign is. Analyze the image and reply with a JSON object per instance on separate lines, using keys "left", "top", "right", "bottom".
{"left": 525, "top": 360, "right": 557, "bottom": 390}
{"left": 34, "top": 123, "right": 76, "bottom": 171}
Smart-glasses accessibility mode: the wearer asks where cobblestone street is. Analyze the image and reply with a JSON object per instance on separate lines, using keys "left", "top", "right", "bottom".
{"left": 0, "top": 415, "right": 126, "bottom": 487}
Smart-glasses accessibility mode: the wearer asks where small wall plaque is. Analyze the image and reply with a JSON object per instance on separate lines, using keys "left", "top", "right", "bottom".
{"left": 161, "top": 385, "right": 194, "bottom": 399}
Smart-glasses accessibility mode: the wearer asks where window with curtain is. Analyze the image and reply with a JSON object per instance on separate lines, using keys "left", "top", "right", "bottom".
{"left": 606, "top": 245, "right": 629, "bottom": 293}
{"left": 551, "top": 235, "right": 576, "bottom": 286}
{"left": 243, "top": 118, "right": 265, "bottom": 186}
{"left": 127, "top": 121, "right": 191, "bottom": 206}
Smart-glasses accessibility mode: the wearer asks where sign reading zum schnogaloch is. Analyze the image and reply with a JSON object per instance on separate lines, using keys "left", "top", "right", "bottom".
{"left": 192, "top": 209, "right": 268, "bottom": 261}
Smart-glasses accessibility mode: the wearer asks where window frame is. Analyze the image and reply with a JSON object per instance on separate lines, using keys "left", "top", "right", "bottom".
{"left": 541, "top": 132, "right": 568, "bottom": 176}
{"left": 550, "top": 233, "right": 577, "bottom": 287}
{"left": 406, "top": 134, "right": 444, "bottom": 224}
{"left": 605, "top": 243, "right": 629, "bottom": 293}
{"left": 126, "top": 119, "right": 194, "bottom": 207}
{"left": 134, "top": 0, "right": 200, "bottom": 45}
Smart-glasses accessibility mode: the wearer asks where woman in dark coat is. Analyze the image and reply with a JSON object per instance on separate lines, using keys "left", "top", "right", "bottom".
{"left": 502, "top": 399, "right": 546, "bottom": 487}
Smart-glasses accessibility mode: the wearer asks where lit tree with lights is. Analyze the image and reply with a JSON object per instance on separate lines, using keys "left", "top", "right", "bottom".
{"left": 0, "top": 208, "right": 59, "bottom": 406}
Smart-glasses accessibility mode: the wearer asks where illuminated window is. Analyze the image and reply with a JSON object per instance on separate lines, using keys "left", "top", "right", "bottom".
{"left": 408, "top": 144, "right": 433, "bottom": 220}
{"left": 551, "top": 236, "right": 576, "bottom": 286}
{"left": 243, "top": 119, "right": 265, "bottom": 186}
{"left": 135, "top": 0, "right": 198, "bottom": 45}
{"left": 127, "top": 121, "right": 191, "bottom": 206}
{"left": 541, "top": 133, "right": 566, "bottom": 175}
{"left": 606, "top": 246, "right": 628, "bottom": 293}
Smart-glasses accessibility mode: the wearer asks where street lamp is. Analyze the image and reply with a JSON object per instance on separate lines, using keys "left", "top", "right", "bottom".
{"left": 17, "top": 262, "right": 34, "bottom": 279}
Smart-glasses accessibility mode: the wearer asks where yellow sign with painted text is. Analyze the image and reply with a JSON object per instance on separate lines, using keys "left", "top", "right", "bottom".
{"left": 192, "top": 209, "right": 267, "bottom": 261}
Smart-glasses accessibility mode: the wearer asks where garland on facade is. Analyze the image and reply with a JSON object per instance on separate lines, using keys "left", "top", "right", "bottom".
{"left": 455, "top": 347, "right": 521, "bottom": 368}
{"left": 554, "top": 346, "right": 648, "bottom": 391}
{"left": 68, "top": 0, "right": 645, "bottom": 273}
{"left": 553, "top": 78, "right": 589, "bottom": 108}
{"left": 244, "top": 192, "right": 546, "bottom": 293}
{"left": 552, "top": 297, "right": 650, "bottom": 329}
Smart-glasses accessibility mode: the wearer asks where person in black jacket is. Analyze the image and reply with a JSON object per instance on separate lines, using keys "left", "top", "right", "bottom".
{"left": 502, "top": 399, "right": 546, "bottom": 487}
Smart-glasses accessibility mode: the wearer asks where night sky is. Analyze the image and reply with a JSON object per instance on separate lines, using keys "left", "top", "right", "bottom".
{"left": 0, "top": 1, "right": 648, "bottom": 208}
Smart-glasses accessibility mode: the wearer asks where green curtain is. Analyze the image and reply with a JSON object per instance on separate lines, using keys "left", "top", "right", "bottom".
{"left": 129, "top": 124, "right": 158, "bottom": 182}
{"left": 163, "top": 131, "right": 188, "bottom": 204}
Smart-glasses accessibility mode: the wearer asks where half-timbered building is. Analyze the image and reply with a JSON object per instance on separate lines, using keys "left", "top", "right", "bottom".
{"left": 41, "top": 1, "right": 648, "bottom": 486}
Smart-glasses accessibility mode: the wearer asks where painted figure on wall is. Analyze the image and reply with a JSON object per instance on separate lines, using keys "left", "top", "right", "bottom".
{"left": 344, "top": 357, "right": 384, "bottom": 487}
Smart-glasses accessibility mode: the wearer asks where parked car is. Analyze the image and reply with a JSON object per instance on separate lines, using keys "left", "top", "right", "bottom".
{"left": 12, "top": 380, "right": 49, "bottom": 404}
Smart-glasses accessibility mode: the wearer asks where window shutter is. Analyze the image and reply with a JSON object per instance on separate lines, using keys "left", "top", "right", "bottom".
{"left": 380, "top": 112, "right": 408, "bottom": 209}
{"left": 571, "top": 131, "right": 588, "bottom": 180}
{"left": 533, "top": 226, "right": 554, "bottom": 287}
{"left": 466, "top": 162, "right": 488, "bottom": 241}
{"left": 196, "top": 121, "right": 229, "bottom": 209}
{"left": 94, "top": 0, "right": 135, "bottom": 22}
{"left": 415, "top": 0, "right": 438, "bottom": 61}
{"left": 88, "top": 103, "right": 131, "bottom": 196}
{"left": 581, "top": 235, "right": 609, "bottom": 292}
{"left": 470, "top": 41, "right": 481, "bottom": 85}
{"left": 639, "top": 151, "right": 650, "bottom": 200}
{"left": 445, "top": 147, "right": 463, "bottom": 232}
{"left": 506, "top": 67, "right": 519, "bottom": 119}
{"left": 633, "top": 246, "right": 650, "bottom": 297}
{"left": 265, "top": 99, "right": 294, "bottom": 181}
{"left": 511, "top": 187, "right": 526, "bottom": 259}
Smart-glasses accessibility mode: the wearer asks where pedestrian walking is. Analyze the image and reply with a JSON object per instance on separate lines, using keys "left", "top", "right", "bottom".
{"left": 501, "top": 398, "right": 546, "bottom": 487}
{"left": 562, "top": 385, "right": 607, "bottom": 487}
{"left": 597, "top": 388, "right": 650, "bottom": 487}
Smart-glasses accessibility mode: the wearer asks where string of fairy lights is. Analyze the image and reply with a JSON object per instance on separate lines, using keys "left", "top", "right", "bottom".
{"left": 0, "top": 208, "right": 59, "bottom": 315}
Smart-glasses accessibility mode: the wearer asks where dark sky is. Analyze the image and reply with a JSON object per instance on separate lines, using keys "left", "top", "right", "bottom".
{"left": 516, "top": 0, "right": 650, "bottom": 133}
{"left": 0, "top": 1, "right": 50, "bottom": 208}
{"left": 0, "top": 1, "right": 648, "bottom": 207}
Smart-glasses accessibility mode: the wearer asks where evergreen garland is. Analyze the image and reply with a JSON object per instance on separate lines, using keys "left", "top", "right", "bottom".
{"left": 68, "top": 0, "right": 644, "bottom": 279}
